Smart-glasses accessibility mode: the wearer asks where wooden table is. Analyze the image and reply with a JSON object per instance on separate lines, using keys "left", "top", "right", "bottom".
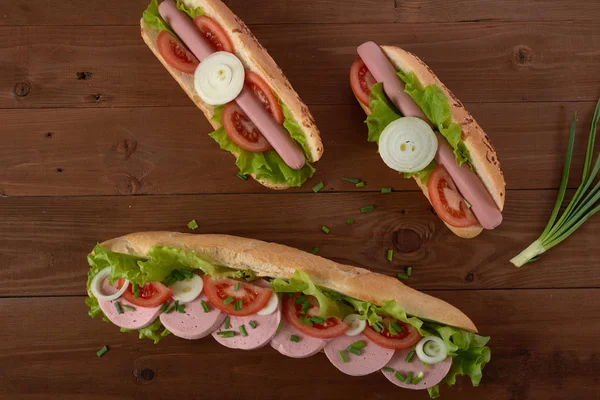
{"left": 1, "top": 0, "right": 599, "bottom": 398}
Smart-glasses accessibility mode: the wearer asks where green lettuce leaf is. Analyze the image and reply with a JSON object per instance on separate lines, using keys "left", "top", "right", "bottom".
{"left": 85, "top": 296, "right": 103, "bottom": 318}
{"left": 271, "top": 271, "right": 353, "bottom": 319}
{"left": 365, "top": 83, "right": 402, "bottom": 144}
{"left": 138, "top": 318, "right": 171, "bottom": 344}
{"left": 427, "top": 386, "right": 440, "bottom": 399}
{"left": 398, "top": 71, "right": 470, "bottom": 166}
{"left": 142, "top": 0, "right": 204, "bottom": 36}
{"left": 87, "top": 244, "right": 146, "bottom": 287}
{"left": 403, "top": 160, "right": 438, "bottom": 185}
{"left": 208, "top": 106, "right": 315, "bottom": 187}
{"left": 174, "top": 0, "right": 204, "bottom": 18}
{"left": 344, "top": 297, "right": 425, "bottom": 334}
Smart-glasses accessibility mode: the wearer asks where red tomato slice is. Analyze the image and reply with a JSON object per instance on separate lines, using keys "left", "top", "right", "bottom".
{"left": 222, "top": 102, "right": 273, "bottom": 153}
{"left": 117, "top": 279, "right": 172, "bottom": 308}
{"left": 245, "top": 72, "right": 284, "bottom": 125}
{"left": 193, "top": 16, "right": 234, "bottom": 53}
{"left": 283, "top": 293, "right": 348, "bottom": 339}
{"left": 350, "top": 57, "right": 376, "bottom": 107}
{"left": 362, "top": 317, "right": 421, "bottom": 350}
{"left": 156, "top": 31, "right": 199, "bottom": 74}
{"left": 427, "top": 164, "right": 479, "bottom": 228}
{"left": 203, "top": 276, "right": 273, "bottom": 316}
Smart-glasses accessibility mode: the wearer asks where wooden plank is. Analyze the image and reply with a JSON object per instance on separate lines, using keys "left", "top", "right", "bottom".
{"left": 0, "top": 290, "right": 598, "bottom": 399}
{"left": 395, "top": 0, "right": 600, "bottom": 23}
{"left": 1, "top": 23, "right": 599, "bottom": 109}
{"left": 0, "top": 0, "right": 395, "bottom": 26}
{"left": 1, "top": 190, "right": 599, "bottom": 296}
{"left": 0, "top": 101, "right": 597, "bottom": 196}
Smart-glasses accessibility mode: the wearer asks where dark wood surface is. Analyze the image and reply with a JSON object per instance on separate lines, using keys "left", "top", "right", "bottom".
{"left": 1, "top": 1, "right": 599, "bottom": 399}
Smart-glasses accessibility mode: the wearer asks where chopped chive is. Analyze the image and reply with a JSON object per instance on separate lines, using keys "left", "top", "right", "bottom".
{"left": 234, "top": 299, "right": 243, "bottom": 311}
{"left": 406, "top": 266, "right": 413, "bottom": 277}
{"left": 165, "top": 304, "right": 176, "bottom": 314}
{"left": 300, "top": 302, "right": 310, "bottom": 314}
{"left": 350, "top": 340, "right": 366, "bottom": 350}
{"left": 381, "top": 187, "right": 392, "bottom": 193}
{"left": 177, "top": 304, "right": 186, "bottom": 313}
{"left": 217, "top": 330, "right": 236, "bottom": 338}
{"left": 224, "top": 315, "right": 230, "bottom": 329}
{"left": 321, "top": 225, "right": 331, "bottom": 234}
{"left": 312, "top": 181, "right": 324, "bottom": 193}
{"left": 295, "top": 296, "right": 307, "bottom": 305}
{"left": 376, "top": 321, "right": 385, "bottom": 331}
{"left": 114, "top": 301, "right": 123, "bottom": 315}
{"left": 276, "top": 321, "right": 283, "bottom": 333}
{"left": 421, "top": 361, "right": 430, "bottom": 370}
{"left": 405, "top": 349, "right": 416, "bottom": 363}
{"left": 201, "top": 300, "right": 210, "bottom": 313}
{"left": 159, "top": 302, "right": 170, "bottom": 313}
{"left": 249, "top": 320, "right": 257, "bottom": 329}
{"left": 347, "top": 347, "right": 361, "bottom": 356}
{"left": 96, "top": 345, "right": 109, "bottom": 358}
{"left": 310, "top": 316, "right": 325, "bottom": 325}
{"left": 339, "top": 350, "right": 349, "bottom": 363}
{"left": 355, "top": 181, "right": 365, "bottom": 188}
{"left": 223, "top": 296, "right": 234, "bottom": 305}
{"left": 382, "top": 367, "right": 395, "bottom": 373}
{"left": 299, "top": 316, "right": 313, "bottom": 326}
{"left": 412, "top": 371, "right": 424, "bottom": 385}
{"left": 239, "top": 325, "right": 248, "bottom": 337}
{"left": 236, "top": 172, "right": 248, "bottom": 180}
{"left": 181, "top": 270, "right": 193, "bottom": 279}
{"left": 132, "top": 283, "right": 140, "bottom": 298}
{"left": 394, "top": 371, "right": 405, "bottom": 382}
{"left": 174, "top": 300, "right": 179, "bottom": 312}
{"left": 342, "top": 177, "right": 361, "bottom": 184}
{"left": 310, "top": 247, "right": 320, "bottom": 254}
{"left": 391, "top": 323, "right": 404, "bottom": 335}
{"left": 405, "top": 371, "right": 413, "bottom": 384}
{"left": 290, "top": 335, "right": 300, "bottom": 342}
{"left": 372, "top": 322, "right": 382, "bottom": 333}
{"left": 397, "top": 273, "right": 409, "bottom": 281}
{"left": 122, "top": 305, "right": 136, "bottom": 312}
{"left": 360, "top": 205, "right": 375, "bottom": 213}
{"left": 346, "top": 218, "right": 354, "bottom": 225}
{"left": 187, "top": 219, "right": 198, "bottom": 230}
{"left": 234, "top": 282, "right": 240, "bottom": 291}
{"left": 387, "top": 249, "right": 393, "bottom": 262}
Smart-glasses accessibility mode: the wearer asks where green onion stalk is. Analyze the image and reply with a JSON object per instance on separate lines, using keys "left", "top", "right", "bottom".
{"left": 511, "top": 99, "right": 600, "bottom": 267}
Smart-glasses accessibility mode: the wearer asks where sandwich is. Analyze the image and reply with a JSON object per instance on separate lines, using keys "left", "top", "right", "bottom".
{"left": 141, "top": 0, "right": 323, "bottom": 188}
{"left": 86, "top": 232, "right": 490, "bottom": 398}
{"left": 350, "top": 42, "right": 506, "bottom": 238}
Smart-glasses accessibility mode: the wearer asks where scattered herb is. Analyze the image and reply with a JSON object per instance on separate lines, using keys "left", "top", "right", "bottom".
{"left": 217, "top": 330, "right": 236, "bottom": 338}
{"left": 201, "top": 300, "right": 210, "bottom": 313}
{"left": 249, "top": 320, "right": 257, "bottom": 329}
{"left": 223, "top": 296, "right": 234, "bottom": 305}
{"left": 387, "top": 249, "right": 393, "bottom": 262}
{"left": 234, "top": 282, "right": 240, "bottom": 291}
{"left": 224, "top": 315, "right": 230, "bottom": 329}
{"left": 397, "top": 273, "right": 409, "bottom": 281}
{"left": 381, "top": 187, "right": 392, "bottom": 193}
{"left": 382, "top": 367, "right": 395, "bottom": 373}
{"left": 290, "top": 335, "right": 300, "bottom": 342}
{"left": 361, "top": 205, "right": 375, "bottom": 213}
{"left": 114, "top": 301, "right": 123, "bottom": 315}
{"left": 276, "top": 321, "right": 283, "bottom": 333}
{"left": 122, "top": 305, "right": 136, "bottom": 312}
{"left": 406, "top": 266, "right": 413, "bottom": 276}
{"left": 339, "top": 350, "right": 349, "bottom": 363}
{"left": 355, "top": 181, "right": 365, "bottom": 188}
{"left": 312, "top": 181, "right": 324, "bottom": 193}
{"left": 405, "top": 350, "right": 416, "bottom": 363}
{"left": 394, "top": 371, "right": 405, "bottom": 382}
{"left": 405, "top": 371, "right": 413, "bottom": 384}
{"left": 350, "top": 340, "right": 366, "bottom": 350}
{"left": 96, "top": 345, "right": 109, "bottom": 358}
{"left": 239, "top": 325, "right": 248, "bottom": 337}
{"left": 187, "top": 219, "right": 198, "bottom": 230}
{"left": 310, "top": 247, "right": 320, "bottom": 254}
{"left": 310, "top": 316, "right": 325, "bottom": 325}
{"left": 342, "top": 177, "right": 361, "bottom": 184}
{"left": 347, "top": 347, "right": 361, "bottom": 356}
{"left": 321, "top": 225, "right": 331, "bottom": 234}
{"left": 346, "top": 218, "right": 354, "bottom": 225}
{"left": 236, "top": 172, "right": 248, "bottom": 180}
{"left": 234, "top": 299, "right": 243, "bottom": 311}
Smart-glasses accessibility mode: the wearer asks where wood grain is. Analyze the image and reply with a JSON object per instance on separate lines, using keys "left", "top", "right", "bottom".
{"left": 0, "top": 101, "right": 597, "bottom": 196}
{"left": 1, "top": 23, "right": 600, "bottom": 109}
{"left": 395, "top": 0, "right": 600, "bottom": 22}
{"left": 0, "top": 0, "right": 395, "bottom": 26}
{"left": 1, "top": 290, "right": 598, "bottom": 399}
{"left": 1, "top": 190, "right": 599, "bottom": 297}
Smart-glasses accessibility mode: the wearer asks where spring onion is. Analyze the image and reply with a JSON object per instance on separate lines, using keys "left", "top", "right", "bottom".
{"left": 290, "top": 335, "right": 300, "bottom": 342}
{"left": 249, "top": 320, "right": 257, "bottom": 329}
{"left": 312, "top": 182, "right": 324, "bottom": 193}
{"left": 394, "top": 371, "right": 405, "bottom": 382}
{"left": 511, "top": 100, "right": 600, "bottom": 267}
{"left": 412, "top": 371, "right": 424, "bottom": 385}
{"left": 346, "top": 218, "right": 354, "bottom": 225}
{"left": 217, "top": 331, "right": 236, "bottom": 338}
{"left": 234, "top": 282, "right": 240, "bottom": 291}
{"left": 223, "top": 296, "right": 234, "bottom": 305}
{"left": 347, "top": 347, "right": 361, "bottom": 356}
{"left": 381, "top": 187, "right": 392, "bottom": 193}
{"left": 310, "top": 247, "right": 320, "bottom": 254}
{"left": 165, "top": 303, "right": 176, "bottom": 314}
{"left": 310, "top": 316, "right": 325, "bottom": 325}
{"left": 187, "top": 219, "right": 198, "bottom": 230}
{"left": 390, "top": 322, "right": 403, "bottom": 335}
{"left": 372, "top": 322, "right": 382, "bottom": 333}
{"left": 382, "top": 367, "right": 395, "bottom": 373}
{"left": 201, "top": 300, "right": 210, "bottom": 313}
{"left": 355, "top": 181, "right": 365, "bottom": 188}
{"left": 342, "top": 177, "right": 361, "bottom": 184}
{"left": 406, "top": 266, "right": 413, "bottom": 276}
{"left": 96, "top": 345, "right": 109, "bottom": 358}
{"left": 114, "top": 301, "right": 123, "bottom": 315}
{"left": 234, "top": 299, "right": 243, "bottom": 311}
{"left": 397, "top": 273, "right": 409, "bottom": 281}
{"left": 239, "top": 325, "right": 248, "bottom": 337}
{"left": 224, "top": 315, "right": 230, "bottom": 329}
{"left": 360, "top": 205, "right": 375, "bottom": 213}
{"left": 405, "top": 350, "right": 416, "bottom": 363}
{"left": 276, "top": 321, "right": 283, "bottom": 333}
{"left": 177, "top": 303, "right": 186, "bottom": 313}
{"left": 387, "top": 249, "right": 393, "bottom": 261}
{"left": 159, "top": 302, "right": 170, "bottom": 313}
{"left": 321, "top": 225, "right": 330, "bottom": 234}
{"left": 236, "top": 172, "right": 248, "bottom": 180}
{"left": 299, "top": 316, "right": 313, "bottom": 326}
{"left": 350, "top": 340, "right": 366, "bottom": 350}
{"left": 122, "top": 305, "right": 136, "bottom": 312}
{"left": 405, "top": 371, "right": 413, "bottom": 384}
{"left": 295, "top": 296, "right": 307, "bottom": 304}
{"left": 132, "top": 283, "right": 140, "bottom": 298}
{"left": 339, "top": 350, "right": 349, "bottom": 363}
{"left": 300, "top": 302, "right": 310, "bottom": 314}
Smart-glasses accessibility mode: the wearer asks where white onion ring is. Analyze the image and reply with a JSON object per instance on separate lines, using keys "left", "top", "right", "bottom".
{"left": 194, "top": 51, "right": 245, "bottom": 105}
{"left": 90, "top": 266, "right": 129, "bottom": 302}
{"left": 378, "top": 117, "right": 438, "bottom": 173}
{"left": 343, "top": 313, "right": 367, "bottom": 336}
{"left": 416, "top": 336, "right": 448, "bottom": 364}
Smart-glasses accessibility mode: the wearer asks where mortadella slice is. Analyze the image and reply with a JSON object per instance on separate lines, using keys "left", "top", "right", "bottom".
{"left": 98, "top": 278, "right": 161, "bottom": 330}
{"left": 270, "top": 320, "right": 328, "bottom": 358}
{"left": 158, "top": 0, "right": 306, "bottom": 170}
{"left": 436, "top": 139, "right": 502, "bottom": 229}
{"left": 357, "top": 41, "right": 428, "bottom": 122}
{"left": 160, "top": 294, "right": 226, "bottom": 340}
{"left": 382, "top": 347, "right": 452, "bottom": 390}
{"left": 324, "top": 334, "right": 395, "bottom": 376}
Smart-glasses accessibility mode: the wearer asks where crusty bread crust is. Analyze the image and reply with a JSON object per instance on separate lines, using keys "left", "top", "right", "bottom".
{"left": 100, "top": 231, "right": 478, "bottom": 332}
{"left": 140, "top": 0, "right": 323, "bottom": 190}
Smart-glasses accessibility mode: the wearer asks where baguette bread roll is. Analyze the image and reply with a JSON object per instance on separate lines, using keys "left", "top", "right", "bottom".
{"left": 140, "top": 0, "right": 323, "bottom": 190}
{"left": 356, "top": 46, "right": 506, "bottom": 239}
{"left": 100, "top": 231, "right": 477, "bottom": 332}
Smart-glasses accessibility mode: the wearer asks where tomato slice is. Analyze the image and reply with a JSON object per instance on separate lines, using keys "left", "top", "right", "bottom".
{"left": 193, "top": 16, "right": 234, "bottom": 53}
{"left": 283, "top": 293, "right": 348, "bottom": 339}
{"left": 117, "top": 279, "right": 172, "bottom": 308}
{"left": 350, "top": 57, "right": 376, "bottom": 107}
{"left": 203, "top": 276, "right": 273, "bottom": 316}
{"left": 427, "top": 164, "right": 479, "bottom": 228}
{"left": 156, "top": 31, "right": 199, "bottom": 74}
{"left": 362, "top": 317, "right": 421, "bottom": 350}
{"left": 245, "top": 72, "right": 284, "bottom": 125}
{"left": 221, "top": 102, "right": 273, "bottom": 152}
